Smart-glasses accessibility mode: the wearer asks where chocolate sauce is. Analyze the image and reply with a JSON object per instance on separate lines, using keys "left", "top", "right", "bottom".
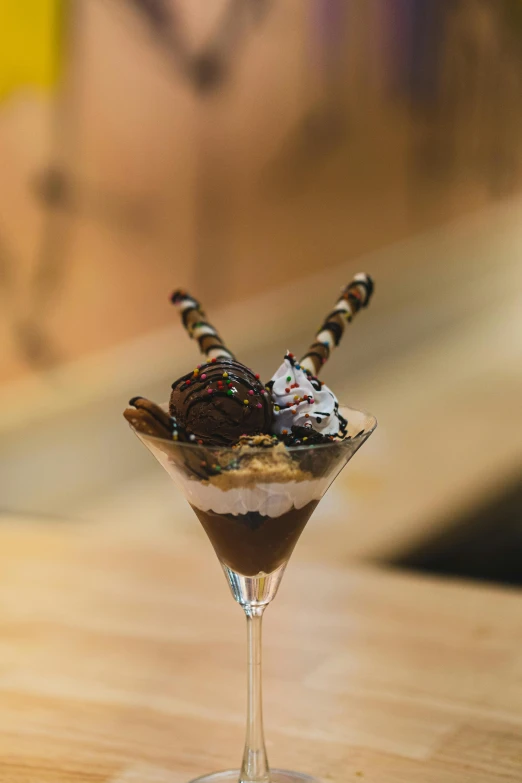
{"left": 191, "top": 500, "right": 319, "bottom": 576}
{"left": 170, "top": 359, "right": 272, "bottom": 445}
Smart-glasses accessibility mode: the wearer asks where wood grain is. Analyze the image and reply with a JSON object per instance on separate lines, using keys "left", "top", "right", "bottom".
{"left": 0, "top": 518, "right": 521, "bottom": 782}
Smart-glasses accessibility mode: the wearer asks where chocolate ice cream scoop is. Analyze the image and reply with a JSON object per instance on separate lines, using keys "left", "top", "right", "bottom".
{"left": 170, "top": 358, "right": 272, "bottom": 445}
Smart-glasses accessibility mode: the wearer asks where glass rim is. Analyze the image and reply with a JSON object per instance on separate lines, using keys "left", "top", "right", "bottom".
{"left": 127, "top": 403, "right": 377, "bottom": 453}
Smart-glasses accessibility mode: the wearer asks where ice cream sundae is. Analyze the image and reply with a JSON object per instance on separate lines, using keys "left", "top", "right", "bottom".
{"left": 124, "top": 275, "right": 374, "bottom": 575}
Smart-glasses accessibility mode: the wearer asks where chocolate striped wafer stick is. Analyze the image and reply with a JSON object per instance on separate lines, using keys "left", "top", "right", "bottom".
{"left": 124, "top": 396, "right": 180, "bottom": 440}
{"left": 170, "top": 290, "right": 235, "bottom": 361}
{"left": 300, "top": 273, "right": 374, "bottom": 375}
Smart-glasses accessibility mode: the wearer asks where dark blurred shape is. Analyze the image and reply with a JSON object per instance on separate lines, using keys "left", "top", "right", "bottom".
{"left": 394, "top": 470, "right": 522, "bottom": 587}
{"left": 302, "top": 0, "right": 348, "bottom": 149}
{"left": 191, "top": 51, "right": 226, "bottom": 93}
{"left": 249, "top": 0, "right": 271, "bottom": 24}
{"left": 124, "top": 0, "right": 188, "bottom": 78}
{"left": 1, "top": 211, "right": 64, "bottom": 370}
{"left": 15, "top": 319, "right": 60, "bottom": 369}
{"left": 34, "top": 166, "right": 71, "bottom": 207}
{"left": 128, "top": 0, "right": 172, "bottom": 33}
{"left": 123, "top": 0, "right": 269, "bottom": 94}
{"left": 0, "top": 230, "right": 15, "bottom": 294}
{"left": 26, "top": 164, "right": 153, "bottom": 369}
{"left": 33, "top": 166, "right": 153, "bottom": 232}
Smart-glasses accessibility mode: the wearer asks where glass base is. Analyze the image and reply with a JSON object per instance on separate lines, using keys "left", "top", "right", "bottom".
{"left": 190, "top": 771, "right": 320, "bottom": 783}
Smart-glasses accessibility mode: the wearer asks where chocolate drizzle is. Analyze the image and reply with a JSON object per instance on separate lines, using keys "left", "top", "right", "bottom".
{"left": 170, "top": 358, "right": 272, "bottom": 445}
{"left": 274, "top": 352, "right": 348, "bottom": 442}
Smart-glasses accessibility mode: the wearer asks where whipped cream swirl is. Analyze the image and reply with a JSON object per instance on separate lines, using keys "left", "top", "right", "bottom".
{"left": 269, "top": 354, "right": 343, "bottom": 437}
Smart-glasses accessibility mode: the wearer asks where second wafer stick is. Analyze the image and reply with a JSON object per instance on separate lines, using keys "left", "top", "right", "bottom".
{"left": 300, "top": 273, "right": 374, "bottom": 375}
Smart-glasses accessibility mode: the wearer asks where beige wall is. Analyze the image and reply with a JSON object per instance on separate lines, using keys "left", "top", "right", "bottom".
{"left": 1, "top": 0, "right": 520, "bottom": 384}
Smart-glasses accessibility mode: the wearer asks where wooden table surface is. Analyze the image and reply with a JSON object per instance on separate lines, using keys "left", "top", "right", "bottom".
{"left": 1, "top": 518, "right": 521, "bottom": 783}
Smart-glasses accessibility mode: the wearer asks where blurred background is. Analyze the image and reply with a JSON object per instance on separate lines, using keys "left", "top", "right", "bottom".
{"left": 1, "top": 0, "right": 521, "bottom": 584}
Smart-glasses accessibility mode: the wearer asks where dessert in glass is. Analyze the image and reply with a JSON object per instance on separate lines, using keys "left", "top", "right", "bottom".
{"left": 124, "top": 277, "right": 377, "bottom": 782}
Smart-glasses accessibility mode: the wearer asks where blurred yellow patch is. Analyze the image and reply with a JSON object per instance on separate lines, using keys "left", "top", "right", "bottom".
{"left": 0, "top": 0, "right": 64, "bottom": 100}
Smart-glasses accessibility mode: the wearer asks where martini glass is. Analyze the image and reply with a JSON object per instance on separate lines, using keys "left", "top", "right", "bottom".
{"left": 128, "top": 405, "right": 376, "bottom": 783}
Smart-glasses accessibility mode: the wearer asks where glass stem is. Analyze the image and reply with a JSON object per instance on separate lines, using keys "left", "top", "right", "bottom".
{"left": 240, "top": 605, "right": 270, "bottom": 783}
